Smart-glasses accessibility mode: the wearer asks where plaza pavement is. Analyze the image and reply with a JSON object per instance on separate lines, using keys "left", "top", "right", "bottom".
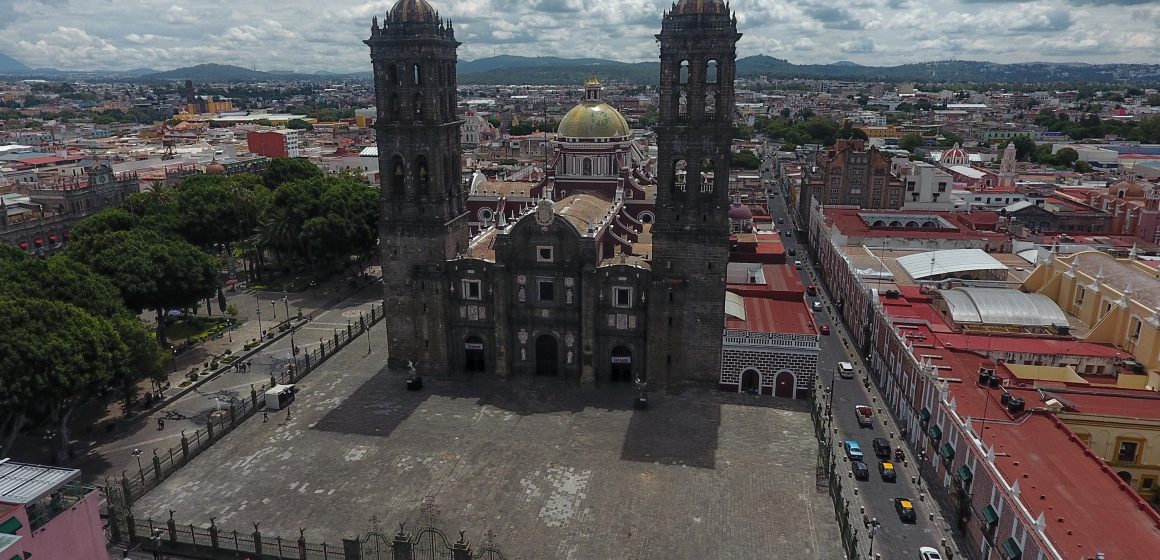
{"left": 131, "top": 339, "right": 845, "bottom": 560}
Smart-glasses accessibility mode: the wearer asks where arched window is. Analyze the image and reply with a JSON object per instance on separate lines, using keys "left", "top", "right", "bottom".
{"left": 582, "top": 158, "right": 593, "bottom": 176}
{"left": 679, "top": 60, "right": 689, "bottom": 85}
{"left": 388, "top": 93, "right": 399, "bottom": 119}
{"left": 673, "top": 159, "right": 687, "bottom": 193}
{"left": 391, "top": 156, "right": 405, "bottom": 194}
{"left": 700, "top": 158, "right": 714, "bottom": 193}
{"left": 413, "top": 63, "right": 422, "bottom": 85}
{"left": 706, "top": 60, "right": 718, "bottom": 83}
{"left": 413, "top": 92, "right": 424, "bottom": 119}
{"left": 386, "top": 64, "right": 398, "bottom": 86}
{"left": 415, "top": 155, "right": 429, "bottom": 196}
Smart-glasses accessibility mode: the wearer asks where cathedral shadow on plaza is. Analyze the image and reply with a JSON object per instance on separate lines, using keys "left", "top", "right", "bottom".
{"left": 311, "top": 365, "right": 809, "bottom": 470}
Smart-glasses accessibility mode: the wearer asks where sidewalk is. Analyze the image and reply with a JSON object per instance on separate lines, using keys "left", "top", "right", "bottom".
{"left": 8, "top": 266, "right": 382, "bottom": 470}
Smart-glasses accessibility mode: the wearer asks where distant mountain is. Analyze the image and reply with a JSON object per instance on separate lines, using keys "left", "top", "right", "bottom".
{"left": 0, "top": 52, "right": 32, "bottom": 74}
{"left": 143, "top": 63, "right": 276, "bottom": 81}
{"left": 455, "top": 55, "right": 1160, "bottom": 86}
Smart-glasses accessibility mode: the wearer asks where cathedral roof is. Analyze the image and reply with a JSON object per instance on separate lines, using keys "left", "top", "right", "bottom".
{"left": 1110, "top": 179, "right": 1148, "bottom": 199}
{"left": 557, "top": 102, "right": 630, "bottom": 141}
{"left": 388, "top": 0, "right": 437, "bottom": 23}
{"left": 672, "top": 0, "right": 728, "bottom": 15}
{"left": 556, "top": 193, "right": 615, "bottom": 233}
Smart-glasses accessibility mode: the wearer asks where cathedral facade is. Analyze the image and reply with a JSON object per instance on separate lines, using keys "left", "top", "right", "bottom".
{"left": 368, "top": 0, "right": 739, "bottom": 388}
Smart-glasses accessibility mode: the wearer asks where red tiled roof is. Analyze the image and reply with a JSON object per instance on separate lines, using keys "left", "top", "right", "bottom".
{"left": 947, "top": 382, "right": 1160, "bottom": 558}
{"left": 1050, "top": 390, "right": 1160, "bottom": 420}
{"left": 16, "top": 156, "right": 68, "bottom": 165}
{"left": 725, "top": 296, "right": 815, "bottom": 335}
{"left": 823, "top": 208, "right": 1009, "bottom": 241}
{"left": 937, "top": 332, "right": 1123, "bottom": 358}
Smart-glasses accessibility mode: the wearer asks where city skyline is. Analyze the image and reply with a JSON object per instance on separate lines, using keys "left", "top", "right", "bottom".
{"left": 1, "top": 0, "right": 1158, "bottom": 73}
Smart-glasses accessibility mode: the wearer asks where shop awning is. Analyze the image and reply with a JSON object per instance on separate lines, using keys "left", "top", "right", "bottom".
{"left": 919, "top": 407, "right": 931, "bottom": 423}
{"left": 33, "top": 238, "right": 43, "bottom": 246}
{"left": 958, "top": 464, "right": 973, "bottom": 485}
{"left": 1001, "top": 537, "right": 1022, "bottom": 560}
{"left": 17, "top": 242, "right": 28, "bottom": 250}
{"left": 928, "top": 425, "right": 943, "bottom": 441}
{"left": 939, "top": 442, "right": 956, "bottom": 462}
{"left": 0, "top": 517, "right": 21, "bottom": 534}
{"left": 982, "top": 504, "right": 999, "bottom": 526}
{"left": 48, "top": 234, "right": 57, "bottom": 242}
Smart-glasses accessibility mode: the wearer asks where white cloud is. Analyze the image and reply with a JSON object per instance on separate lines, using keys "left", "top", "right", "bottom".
{"left": 0, "top": 0, "right": 1152, "bottom": 72}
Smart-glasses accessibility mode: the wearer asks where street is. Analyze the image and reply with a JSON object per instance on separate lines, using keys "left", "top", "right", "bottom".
{"left": 762, "top": 158, "right": 958, "bottom": 559}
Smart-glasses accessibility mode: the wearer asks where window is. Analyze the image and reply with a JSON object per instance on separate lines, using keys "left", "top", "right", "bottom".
{"left": 937, "top": 182, "right": 947, "bottom": 192}
{"left": 1143, "top": 476, "right": 1155, "bottom": 490}
{"left": 1131, "top": 317, "right": 1142, "bottom": 339}
{"left": 1116, "top": 439, "right": 1141, "bottom": 464}
{"left": 613, "top": 287, "right": 632, "bottom": 308}
{"left": 537, "top": 245, "right": 554, "bottom": 262}
{"left": 1076, "top": 287, "right": 1085, "bottom": 305}
{"left": 462, "top": 279, "right": 481, "bottom": 300}
{"left": 538, "top": 279, "right": 555, "bottom": 302}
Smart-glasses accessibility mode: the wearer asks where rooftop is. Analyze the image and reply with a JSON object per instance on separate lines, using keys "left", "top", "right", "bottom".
{"left": 896, "top": 249, "right": 1008, "bottom": 280}
{"left": 724, "top": 293, "right": 815, "bottom": 335}
{"left": 938, "top": 287, "right": 1068, "bottom": 328}
{"left": 0, "top": 460, "right": 80, "bottom": 505}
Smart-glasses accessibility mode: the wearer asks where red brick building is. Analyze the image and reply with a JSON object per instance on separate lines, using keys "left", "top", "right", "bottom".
{"left": 812, "top": 139, "right": 904, "bottom": 209}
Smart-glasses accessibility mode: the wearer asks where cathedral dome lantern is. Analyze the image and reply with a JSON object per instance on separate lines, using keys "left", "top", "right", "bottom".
{"left": 388, "top": 0, "right": 438, "bottom": 23}
{"left": 672, "top": 0, "right": 729, "bottom": 15}
{"left": 557, "top": 79, "right": 631, "bottom": 142}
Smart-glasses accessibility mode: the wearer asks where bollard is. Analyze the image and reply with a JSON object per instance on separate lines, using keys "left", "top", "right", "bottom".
{"left": 929, "top": 512, "right": 935, "bottom": 521}
{"left": 941, "top": 538, "right": 947, "bottom": 547}
{"left": 860, "top": 506, "right": 865, "bottom": 514}
{"left": 888, "top": 431, "right": 893, "bottom": 439}
{"left": 853, "top": 487, "right": 858, "bottom": 496}
{"left": 920, "top": 492, "right": 926, "bottom": 501}
{"left": 911, "top": 476, "right": 917, "bottom": 484}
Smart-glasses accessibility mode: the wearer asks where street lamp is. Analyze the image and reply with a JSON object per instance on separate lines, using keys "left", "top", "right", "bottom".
{"left": 868, "top": 520, "right": 880, "bottom": 558}
{"left": 170, "top": 349, "right": 177, "bottom": 373}
{"left": 270, "top": 300, "right": 277, "bottom": 320}
{"left": 256, "top": 302, "right": 263, "bottom": 337}
{"left": 363, "top": 312, "right": 371, "bottom": 354}
{"left": 131, "top": 448, "right": 143, "bottom": 473}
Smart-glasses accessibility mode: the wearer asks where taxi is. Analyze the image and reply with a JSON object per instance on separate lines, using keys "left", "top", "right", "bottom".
{"left": 878, "top": 460, "right": 897, "bottom": 482}
{"left": 894, "top": 497, "right": 916, "bottom": 522}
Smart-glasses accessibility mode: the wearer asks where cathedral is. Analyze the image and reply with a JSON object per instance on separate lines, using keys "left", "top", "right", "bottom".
{"left": 367, "top": 0, "right": 740, "bottom": 388}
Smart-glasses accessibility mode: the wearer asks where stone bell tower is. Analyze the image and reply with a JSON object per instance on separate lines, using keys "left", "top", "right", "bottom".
{"left": 646, "top": 0, "right": 741, "bottom": 389}
{"left": 367, "top": 0, "right": 468, "bottom": 372}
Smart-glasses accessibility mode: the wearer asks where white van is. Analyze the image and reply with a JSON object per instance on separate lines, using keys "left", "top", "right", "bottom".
{"left": 794, "top": 260, "right": 803, "bottom": 270}
{"left": 838, "top": 362, "right": 855, "bottom": 379}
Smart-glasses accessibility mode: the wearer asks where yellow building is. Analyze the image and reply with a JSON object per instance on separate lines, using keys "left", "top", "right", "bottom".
{"left": 1058, "top": 401, "right": 1160, "bottom": 503}
{"left": 1024, "top": 250, "right": 1160, "bottom": 374}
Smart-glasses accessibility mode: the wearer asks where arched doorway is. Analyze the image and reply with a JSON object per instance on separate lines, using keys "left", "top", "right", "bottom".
{"left": 740, "top": 369, "right": 760, "bottom": 394}
{"left": 610, "top": 346, "right": 632, "bottom": 383}
{"left": 464, "top": 336, "right": 485, "bottom": 373}
{"left": 775, "top": 371, "right": 795, "bottom": 398}
{"left": 535, "top": 334, "right": 558, "bottom": 376}
{"left": 1117, "top": 471, "right": 1133, "bottom": 485}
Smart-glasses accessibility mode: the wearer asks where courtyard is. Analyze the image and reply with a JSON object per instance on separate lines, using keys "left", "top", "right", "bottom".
{"left": 132, "top": 342, "right": 843, "bottom": 560}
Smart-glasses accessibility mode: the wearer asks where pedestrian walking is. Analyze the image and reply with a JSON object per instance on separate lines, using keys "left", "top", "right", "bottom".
{"left": 262, "top": 412, "right": 268, "bottom": 423}
{"left": 157, "top": 418, "right": 165, "bottom": 431}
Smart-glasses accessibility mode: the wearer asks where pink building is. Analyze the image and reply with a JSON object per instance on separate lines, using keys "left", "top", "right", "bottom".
{"left": 0, "top": 460, "right": 106, "bottom": 560}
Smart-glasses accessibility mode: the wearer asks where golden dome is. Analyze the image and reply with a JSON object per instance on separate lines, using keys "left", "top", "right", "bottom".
{"left": 388, "top": 0, "right": 437, "bottom": 23}
{"left": 673, "top": 0, "right": 728, "bottom": 15}
{"left": 557, "top": 102, "right": 630, "bottom": 141}
{"left": 206, "top": 160, "right": 226, "bottom": 175}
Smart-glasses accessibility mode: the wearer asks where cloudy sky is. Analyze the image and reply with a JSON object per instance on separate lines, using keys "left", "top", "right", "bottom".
{"left": 1, "top": 0, "right": 1158, "bottom": 72}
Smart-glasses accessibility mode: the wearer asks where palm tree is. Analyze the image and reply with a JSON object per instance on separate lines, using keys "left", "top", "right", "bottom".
{"left": 257, "top": 207, "right": 298, "bottom": 274}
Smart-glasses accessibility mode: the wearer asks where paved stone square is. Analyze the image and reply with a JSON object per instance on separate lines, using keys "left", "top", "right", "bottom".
{"left": 132, "top": 343, "right": 844, "bottom": 560}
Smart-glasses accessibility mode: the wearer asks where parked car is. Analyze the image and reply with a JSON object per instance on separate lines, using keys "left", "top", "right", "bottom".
{"left": 843, "top": 440, "right": 864, "bottom": 461}
{"left": 812, "top": 301, "right": 823, "bottom": 312}
{"left": 872, "top": 437, "right": 891, "bottom": 459}
{"left": 794, "top": 260, "right": 803, "bottom": 269}
{"left": 920, "top": 546, "right": 943, "bottom": 560}
{"left": 839, "top": 362, "right": 856, "bottom": 379}
{"left": 806, "top": 283, "right": 817, "bottom": 296}
{"left": 855, "top": 405, "right": 873, "bottom": 428}
{"left": 784, "top": 230, "right": 793, "bottom": 238}
{"left": 879, "top": 461, "right": 897, "bottom": 482}
{"left": 852, "top": 460, "right": 869, "bottom": 480}
{"left": 820, "top": 325, "right": 830, "bottom": 335}
{"left": 778, "top": 217, "right": 784, "bottom": 224}
{"left": 788, "top": 248, "right": 797, "bottom": 256}
{"left": 895, "top": 498, "right": 916, "bottom": 522}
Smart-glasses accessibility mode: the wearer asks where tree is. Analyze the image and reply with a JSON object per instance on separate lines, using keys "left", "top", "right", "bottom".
{"left": 66, "top": 228, "right": 218, "bottom": 346}
{"left": 779, "top": 143, "right": 797, "bottom": 152}
{"left": 262, "top": 157, "right": 323, "bottom": 189}
{"left": 733, "top": 150, "right": 761, "bottom": 170}
{"left": 172, "top": 176, "right": 243, "bottom": 248}
{"left": 286, "top": 118, "right": 312, "bottom": 130}
{"left": 0, "top": 298, "right": 121, "bottom": 461}
{"left": 1001, "top": 136, "right": 1037, "bottom": 161}
{"left": 1149, "top": 94, "right": 1160, "bottom": 107}
{"left": 899, "top": 133, "right": 924, "bottom": 152}
{"left": 1054, "top": 147, "right": 1079, "bottom": 167}
{"left": 836, "top": 125, "right": 869, "bottom": 141}
{"left": 938, "top": 132, "right": 963, "bottom": 148}
{"left": 1074, "top": 160, "right": 1093, "bottom": 173}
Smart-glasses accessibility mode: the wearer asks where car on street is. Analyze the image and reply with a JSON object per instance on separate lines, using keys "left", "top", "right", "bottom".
{"left": 855, "top": 405, "right": 873, "bottom": 427}
{"left": 895, "top": 498, "right": 916, "bottom": 523}
{"left": 839, "top": 361, "right": 856, "bottom": 379}
{"left": 920, "top": 546, "right": 943, "bottom": 560}
{"left": 778, "top": 217, "right": 784, "bottom": 224}
{"left": 794, "top": 260, "right": 803, "bottom": 269}
{"left": 812, "top": 301, "right": 823, "bottom": 312}
{"left": 872, "top": 437, "right": 891, "bottom": 459}
{"left": 820, "top": 325, "right": 830, "bottom": 335}
{"left": 788, "top": 248, "right": 796, "bottom": 256}
{"left": 879, "top": 461, "right": 897, "bottom": 481}
{"left": 784, "top": 230, "right": 793, "bottom": 238}
{"left": 843, "top": 440, "right": 864, "bottom": 461}
{"left": 852, "top": 460, "right": 869, "bottom": 480}
{"left": 806, "top": 283, "right": 817, "bottom": 295}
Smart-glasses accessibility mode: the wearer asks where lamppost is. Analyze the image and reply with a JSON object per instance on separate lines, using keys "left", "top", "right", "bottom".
{"left": 270, "top": 300, "right": 277, "bottom": 320}
{"left": 363, "top": 312, "right": 371, "bottom": 354}
{"left": 131, "top": 448, "right": 143, "bottom": 473}
{"left": 282, "top": 290, "right": 290, "bottom": 320}
{"left": 256, "top": 301, "right": 263, "bottom": 337}
{"left": 868, "top": 520, "right": 880, "bottom": 558}
{"left": 170, "top": 349, "right": 177, "bottom": 373}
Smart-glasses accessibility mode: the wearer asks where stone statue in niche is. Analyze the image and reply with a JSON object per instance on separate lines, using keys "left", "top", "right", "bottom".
{"left": 678, "top": 91, "right": 688, "bottom": 115}
{"left": 567, "top": 350, "right": 574, "bottom": 364}
{"left": 565, "top": 288, "right": 573, "bottom": 304}
{"left": 518, "top": 286, "right": 526, "bottom": 302}
{"left": 521, "top": 347, "right": 527, "bottom": 361}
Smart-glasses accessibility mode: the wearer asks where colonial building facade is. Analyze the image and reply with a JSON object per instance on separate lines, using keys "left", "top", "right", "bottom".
{"left": 370, "top": 0, "right": 739, "bottom": 388}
